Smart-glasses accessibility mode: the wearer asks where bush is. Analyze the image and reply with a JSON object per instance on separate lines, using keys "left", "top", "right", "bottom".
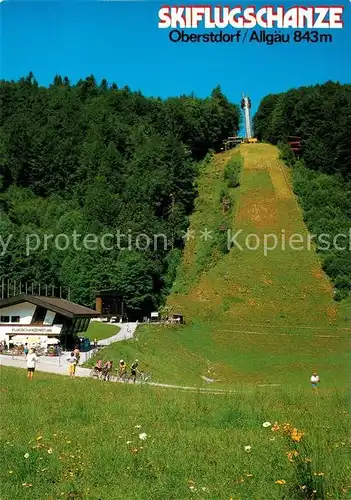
{"left": 292, "top": 162, "right": 351, "bottom": 301}
{"left": 278, "top": 141, "right": 295, "bottom": 167}
{"left": 224, "top": 157, "right": 242, "bottom": 188}
{"left": 220, "top": 186, "right": 229, "bottom": 202}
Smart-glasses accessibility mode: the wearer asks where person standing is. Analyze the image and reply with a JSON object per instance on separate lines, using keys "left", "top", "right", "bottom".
{"left": 310, "top": 372, "right": 320, "bottom": 392}
{"left": 26, "top": 348, "right": 38, "bottom": 380}
{"left": 73, "top": 345, "right": 80, "bottom": 365}
{"left": 24, "top": 343, "right": 29, "bottom": 359}
{"left": 67, "top": 352, "right": 77, "bottom": 378}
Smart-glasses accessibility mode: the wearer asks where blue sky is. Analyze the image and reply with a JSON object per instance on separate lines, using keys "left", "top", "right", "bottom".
{"left": 1, "top": 1, "right": 350, "bottom": 125}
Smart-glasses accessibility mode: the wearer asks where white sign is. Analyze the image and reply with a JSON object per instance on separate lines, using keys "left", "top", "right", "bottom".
{"left": 150, "top": 312, "right": 159, "bottom": 318}
{"left": 7, "top": 325, "right": 63, "bottom": 335}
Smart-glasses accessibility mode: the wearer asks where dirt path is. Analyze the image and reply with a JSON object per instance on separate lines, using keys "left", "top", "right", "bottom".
{"left": 0, "top": 355, "right": 240, "bottom": 393}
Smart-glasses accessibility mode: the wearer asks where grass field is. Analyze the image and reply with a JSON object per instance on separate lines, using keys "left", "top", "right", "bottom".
{"left": 83, "top": 323, "right": 350, "bottom": 389}
{"left": 80, "top": 322, "right": 120, "bottom": 341}
{"left": 167, "top": 144, "right": 344, "bottom": 328}
{"left": 1, "top": 367, "right": 350, "bottom": 500}
{"left": 2, "top": 144, "right": 350, "bottom": 499}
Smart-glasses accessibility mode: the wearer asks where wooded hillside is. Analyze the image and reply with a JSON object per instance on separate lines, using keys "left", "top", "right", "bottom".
{"left": 0, "top": 73, "right": 240, "bottom": 316}
{"left": 253, "top": 81, "right": 351, "bottom": 178}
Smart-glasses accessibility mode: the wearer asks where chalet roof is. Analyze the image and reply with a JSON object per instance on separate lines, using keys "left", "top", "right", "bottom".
{"left": 0, "top": 295, "right": 99, "bottom": 319}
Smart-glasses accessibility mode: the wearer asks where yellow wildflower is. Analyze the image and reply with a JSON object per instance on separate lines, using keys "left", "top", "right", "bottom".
{"left": 275, "top": 480, "right": 286, "bottom": 485}
{"left": 291, "top": 429, "right": 304, "bottom": 442}
{"left": 287, "top": 450, "right": 299, "bottom": 462}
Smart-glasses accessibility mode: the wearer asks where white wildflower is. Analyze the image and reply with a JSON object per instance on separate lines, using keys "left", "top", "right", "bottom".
{"left": 262, "top": 422, "right": 272, "bottom": 428}
{"left": 24, "top": 453, "right": 29, "bottom": 459}
{"left": 139, "top": 433, "right": 147, "bottom": 441}
{"left": 244, "top": 445, "right": 252, "bottom": 453}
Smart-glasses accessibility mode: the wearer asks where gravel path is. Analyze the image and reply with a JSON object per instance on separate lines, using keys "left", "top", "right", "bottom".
{"left": 0, "top": 355, "right": 236, "bottom": 393}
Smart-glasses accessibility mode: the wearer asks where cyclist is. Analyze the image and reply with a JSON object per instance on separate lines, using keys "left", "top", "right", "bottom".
{"left": 130, "top": 359, "right": 139, "bottom": 383}
{"left": 118, "top": 359, "right": 127, "bottom": 380}
{"left": 102, "top": 360, "right": 113, "bottom": 381}
{"left": 94, "top": 359, "right": 103, "bottom": 378}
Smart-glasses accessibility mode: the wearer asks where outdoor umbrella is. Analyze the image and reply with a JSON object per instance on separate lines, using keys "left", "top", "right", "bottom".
{"left": 9, "top": 335, "right": 26, "bottom": 344}
{"left": 27, "top": 337, "right": 43, "bottom": 344}
{"left": 46, "top": 337, "right": 60, "bottom": 345}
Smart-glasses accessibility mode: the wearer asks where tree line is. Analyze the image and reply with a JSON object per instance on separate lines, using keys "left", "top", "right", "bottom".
{"left": 0, "top": 73, "right": 240, "bottom": 317}
{"left": 253, "top": 81, "right": 351, "bottom": 300}
{"left": 253, "top": 80, "right": 351, "bottom": 178}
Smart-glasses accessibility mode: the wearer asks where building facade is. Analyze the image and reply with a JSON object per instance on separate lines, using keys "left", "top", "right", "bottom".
{"left": 0, "top": 295, "right": 98, "bottom": 348}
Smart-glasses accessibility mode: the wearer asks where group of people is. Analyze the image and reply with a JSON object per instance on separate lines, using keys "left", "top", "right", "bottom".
{"left": 93, "top": 358, "right": 140, "bottom": 382}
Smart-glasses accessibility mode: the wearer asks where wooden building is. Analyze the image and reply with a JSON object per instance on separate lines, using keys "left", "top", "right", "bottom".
{"left": 94, "top": 289, "right": 125, "bottom": 319}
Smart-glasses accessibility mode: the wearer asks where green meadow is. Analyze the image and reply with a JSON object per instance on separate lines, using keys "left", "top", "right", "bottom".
{"left": 81, "top": 322, "right": 120, "bottom": 342}
{"left": 1, "top": 367, "right": 350, "bottom": 500}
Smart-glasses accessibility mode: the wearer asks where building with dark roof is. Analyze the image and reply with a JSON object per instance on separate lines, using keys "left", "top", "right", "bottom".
{"left": 0, "top": 294, "right": 98, "bottom": 347}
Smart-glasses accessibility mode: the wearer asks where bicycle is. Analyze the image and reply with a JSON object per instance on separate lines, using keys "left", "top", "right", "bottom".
{"left": 133, "top": 370, "right": 152, "bottom": 383}
{"left": 108, "top": 372, "right": 118, "bottom": 382}
{"left": 89, "top": 368, "right": 101, "bottom": 380}
{"left": 114, "top": 369, "right": 129, "bottom": 383}
{"left": 101, "top": 368, "right": 113, "bottom": 381}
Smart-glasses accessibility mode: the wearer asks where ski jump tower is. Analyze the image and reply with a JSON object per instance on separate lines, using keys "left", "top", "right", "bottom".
{"left": 241, "top": 94, "right": 252, "bottom": 140}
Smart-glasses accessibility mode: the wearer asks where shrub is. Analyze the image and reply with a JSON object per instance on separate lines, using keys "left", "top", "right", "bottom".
{"left": 224, "top": 157, "right": 242, "bottom": 188}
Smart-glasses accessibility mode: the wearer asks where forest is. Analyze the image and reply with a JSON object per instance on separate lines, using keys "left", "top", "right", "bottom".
{"left": 253, "top": 81, "right": 351, "bottom": 300}
{"left": 0, "top": 73, "right": 240, "bottom": 317}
